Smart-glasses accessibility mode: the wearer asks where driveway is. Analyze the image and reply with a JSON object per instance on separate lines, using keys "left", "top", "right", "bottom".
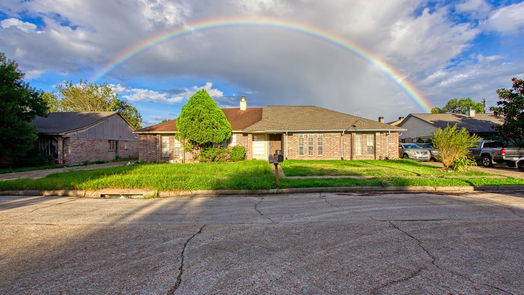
{"left": 1, "top": 191, "right": 523, "bottom": 294}
{"left": 0, "top": 161, "right": 130, "bottom": 181}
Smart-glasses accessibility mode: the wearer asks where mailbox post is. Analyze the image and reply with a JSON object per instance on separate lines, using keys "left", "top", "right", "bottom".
{"left": 268, "top": 150, "right": 284, "bottom": 185}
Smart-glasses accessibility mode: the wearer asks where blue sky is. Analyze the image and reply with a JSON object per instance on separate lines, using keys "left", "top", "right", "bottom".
{"left": 1, "top": 0, "right": 523, "bottom": 126}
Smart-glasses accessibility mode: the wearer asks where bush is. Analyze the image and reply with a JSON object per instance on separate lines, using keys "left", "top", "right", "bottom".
{"left": 432, "top": 124, "right": 480, "bottom": 171}
{"left": 199, "top": 147, "right": 231, "bottom": 162}
{"left": 451, "top": 156, "right": 477, "bottom": 172}
{"left": 231, "top": 146, "right": 246, "bottom": 161}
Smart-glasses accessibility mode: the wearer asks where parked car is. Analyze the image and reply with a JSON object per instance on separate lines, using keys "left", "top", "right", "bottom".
{"left": 419, "top": 143, "right": 439, "bottom": 161}
{"left": 517, "top": 157, "right": 524, "bottom": 172}
{"left": 469, "top": 140, "right": 505, "bottom": 167}
{"left": 469, "top": 140, "right": 524, "bottom": 167}
{"left": 399, "top": 143, "right": 431, "bottom": 161}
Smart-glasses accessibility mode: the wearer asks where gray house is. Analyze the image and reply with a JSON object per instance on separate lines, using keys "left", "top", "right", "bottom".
{"left": 32, "top": 112, "right": 139, "bottom": 165}
{"left": 391, "top": 111, "right": 504, "bottom": 142}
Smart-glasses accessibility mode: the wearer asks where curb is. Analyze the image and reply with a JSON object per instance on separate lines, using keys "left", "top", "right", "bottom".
{"left": 0, "top": 185, "right": 523, "bottom": 198}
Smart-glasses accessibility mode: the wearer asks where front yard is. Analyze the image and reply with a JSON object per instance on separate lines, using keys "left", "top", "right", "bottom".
{"left": 0, "top": 159, "right": 522, "bottom": 192}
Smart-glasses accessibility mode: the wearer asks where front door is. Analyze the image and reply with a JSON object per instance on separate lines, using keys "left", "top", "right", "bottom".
{"left": 252, "top": 134, "right": 268, "bottom": 160}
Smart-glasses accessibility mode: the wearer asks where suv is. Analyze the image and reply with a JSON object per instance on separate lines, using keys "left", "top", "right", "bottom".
{"left": 399, "top": 143, "right": 431, "bottom": 161}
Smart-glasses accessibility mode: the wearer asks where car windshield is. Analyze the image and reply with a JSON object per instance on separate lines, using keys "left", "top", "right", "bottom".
{"left": 402, "top": 144, "right": 421, "bottom": 149}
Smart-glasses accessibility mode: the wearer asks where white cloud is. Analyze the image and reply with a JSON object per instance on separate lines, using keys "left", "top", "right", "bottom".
{"left": 455, "top": 0, "right": 491, "bottom": 18}
{"left": 0, "top": 18, "right": 38, "bottom": 33}
{"left": 484, "top": 1, "right": 524, "bottom": 34}
{"left": 0, "top": 0, "right": 521, "bottom": 120}
{"left": 111, "top": 82, "right": 223, "bottom": 104}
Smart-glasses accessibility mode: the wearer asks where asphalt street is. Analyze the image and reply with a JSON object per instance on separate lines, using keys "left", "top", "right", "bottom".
{"left": 1, "top": 191, "right": 523, "bottom": 294}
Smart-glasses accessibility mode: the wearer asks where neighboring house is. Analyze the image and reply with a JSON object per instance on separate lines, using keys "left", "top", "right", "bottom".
{"left": 134, "top": 97, "right": 405, "bottom": 162}
{"left": 32, "top": 112, "right": 139, "bottom": 165}
{"left": 391, "top": 111, "right": 503, "bottom": 142}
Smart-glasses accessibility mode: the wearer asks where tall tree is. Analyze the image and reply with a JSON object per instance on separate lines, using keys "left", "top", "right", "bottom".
{"left": 0, "top": 53, "right": 48, "bottom": 164}
{"left": 493, "top": 77, "right": 524, "bottom": 146}
{"left": 176, "top": 89, "right": 231, "bottom": 152}
{"left": 431, "top": 98, "right": 485, "bottom": 114}
{"left": 55, "top": 81, "right": 142, "bottom": 129}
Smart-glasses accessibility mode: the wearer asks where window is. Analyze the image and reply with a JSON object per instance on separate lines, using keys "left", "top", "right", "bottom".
{"left": 298, "top": 134, "right": 304, "bottom": 156}
{"left": 308, "top": 134, "right": 314, "bottom": 155}
{"left": 174, "top": 138, "right": 182, "bottom": 157}
{"left": 317, "top": 134, "right": 323, "bottom": 155}
{"left": 366, "top": 134, "right": 375, "bottom": 155}
{"left": 355, "top": 134, "right": 362, "bottom": 155}
{"left": 108, "top": 140, "right": 117, "bottom": 152}
{"left": 124, "top": 141, "right": 128, "bottom": 150}
{"left": 162, "top": 136, "right": 170, "bottom": 157}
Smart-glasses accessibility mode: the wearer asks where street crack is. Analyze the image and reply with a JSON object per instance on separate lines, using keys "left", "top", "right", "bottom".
{"left": 384, "top": 221, "right": 514, "bottom": 295}
{"left": 166, "top": 224, "right": 206, "bottom": 295}
{"left": 254, "top": 197, "right": 275, "bottom": 223}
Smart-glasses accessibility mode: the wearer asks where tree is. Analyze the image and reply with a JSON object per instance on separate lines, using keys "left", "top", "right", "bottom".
{"left": 0, "top": 53, "right": 48, "bottom": 164}
{"left": 432, "top": 124, "right": 480, "bottom": 171}
{"left": 176, "top": 89, "right": 231, "bottom": 152}
{"left": 493, "top": 77, "right": 524, "bottom": 146}
{"left": 55, "top": 81, "right": 142, "bottom": 129}
{"left": 42, "top": 91, "right": 60, "bottom": 112}
{"left": 431, "top": 98, "right": 485, "bottom": 114}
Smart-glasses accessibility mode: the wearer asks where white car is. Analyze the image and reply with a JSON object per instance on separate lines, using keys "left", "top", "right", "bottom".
{"left": 517, "top": 157, "right": 524, "bottom": 172}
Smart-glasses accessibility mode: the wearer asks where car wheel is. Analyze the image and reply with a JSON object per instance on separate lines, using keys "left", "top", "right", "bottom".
{"left": 481, "top": 155, "right": 493, "bottom": 167}
{"left": 518, "top": 161, "right": 524, "bottom": 172}
{"left": 403, "top": 154, "right": 410, "bottom": 159}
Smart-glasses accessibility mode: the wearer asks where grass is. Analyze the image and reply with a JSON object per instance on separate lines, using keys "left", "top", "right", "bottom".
{"left": 0, "top": 160, "right": 275, "bottom": 191}
{"left": 0, "top": 159, "right": 522, "bottom": 192}
{"left": 281, "top": 159, "right": 490, "bottom": 177}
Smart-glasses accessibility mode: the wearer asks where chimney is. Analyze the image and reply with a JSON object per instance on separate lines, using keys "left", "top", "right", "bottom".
{"left": 240, "top": 96, "right": 247, "bottom": 111}
{"left": 468, "top": 107, "right": 476, "bottom": 117}
{"left": 378, "top": 116, "right": 384, "bottom": 123}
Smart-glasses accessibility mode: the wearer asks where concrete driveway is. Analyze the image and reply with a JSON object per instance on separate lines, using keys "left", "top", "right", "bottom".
{"left": 1, "top": 191, "right": 523, "bottom": 294}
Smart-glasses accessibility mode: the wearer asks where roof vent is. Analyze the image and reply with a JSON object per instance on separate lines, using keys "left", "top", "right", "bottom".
{"left": 398, "top": 116, "right": 404, "bottom": 121}
{"left": 378, "top": 116, "right": 384, "bottom": 123}
{"left": 240, "top": 96, "right": 247, "bottom": 111}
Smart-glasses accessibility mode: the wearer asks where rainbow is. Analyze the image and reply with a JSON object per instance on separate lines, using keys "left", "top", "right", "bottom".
{"left": 91, "top": 18, "right": 432, "bottom": 112}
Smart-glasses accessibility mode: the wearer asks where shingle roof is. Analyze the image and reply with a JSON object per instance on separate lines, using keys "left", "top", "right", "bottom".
{"left": 408, "top": 113, "right": 503, "bottom": 133}
{"left": 244, "top": 106, "right": 404, "bottom": 132}
{"left": 31, "top": 112, "right": 118, "bottom": 135}
{"left": 135, "top": 108, "right": 263, "bottom": 133}
{"left": 135, "top": 106, "right": 404, "bottom": 133}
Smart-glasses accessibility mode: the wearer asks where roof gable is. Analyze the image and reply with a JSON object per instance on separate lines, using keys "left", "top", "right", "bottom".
{"left": 408, "top": 113, "right": 503, "bottom": 133}
{"left": 31, "top": 112, "right": 121, "bottom": 135}
{"left": 244, "top": 106, "right": 403, "bottom": 132}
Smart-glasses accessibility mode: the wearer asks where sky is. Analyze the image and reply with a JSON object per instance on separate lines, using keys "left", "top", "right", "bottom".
{"left": 1, "top": 0, "right": 523, "bottom": 127}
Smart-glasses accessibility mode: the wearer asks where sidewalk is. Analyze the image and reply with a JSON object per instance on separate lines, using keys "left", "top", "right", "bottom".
{"left": 0, "top": 161, "right": 130, "bottom": 181}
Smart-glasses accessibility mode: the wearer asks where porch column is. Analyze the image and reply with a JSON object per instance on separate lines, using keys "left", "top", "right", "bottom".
{"left": 57, "top": 137, "right": 64, "bottom": 164}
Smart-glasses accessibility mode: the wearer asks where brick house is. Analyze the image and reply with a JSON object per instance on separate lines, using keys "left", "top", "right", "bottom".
{"left": 32, "top": 112, "right": 139, "bottom": 165}
{"left": 134, "top": 97, "right": 405, "bottom": 162}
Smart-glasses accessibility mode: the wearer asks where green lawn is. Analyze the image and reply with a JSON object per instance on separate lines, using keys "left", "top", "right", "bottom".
{"left": 281, "top": 159, "right": 490, "bottom": 177}
{"left": 0, "top": 159, "right": 522, "bottom": 192}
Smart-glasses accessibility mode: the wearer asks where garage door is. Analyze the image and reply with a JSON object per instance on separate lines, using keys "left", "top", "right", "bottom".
{"left": 253, "top": 134, "right": 267, "bottom": 160}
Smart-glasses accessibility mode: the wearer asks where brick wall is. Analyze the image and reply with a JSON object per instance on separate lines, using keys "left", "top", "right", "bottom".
{"left": 283, "top": 132, "right": 401, "bottom": 160}
{"left": 138, "top": 135, "right": 159, "bottom": 162}
{"left": 63, "top": 137, "right": 138, "bottom": 165}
